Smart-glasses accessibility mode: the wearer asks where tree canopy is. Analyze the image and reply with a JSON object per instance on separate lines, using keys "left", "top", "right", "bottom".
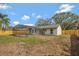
{"left": 52, "top": 12, "right": 79, "bottom": 30}
{"left": 35, "top": 18, "right": 51, "bottom": 26}
{"left": 35, "top": 12, "right": 79, "bottom": 30}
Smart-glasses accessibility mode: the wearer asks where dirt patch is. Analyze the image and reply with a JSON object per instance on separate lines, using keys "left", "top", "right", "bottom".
{"left": 0, "top": 35, "right": 71, "bottom": 56}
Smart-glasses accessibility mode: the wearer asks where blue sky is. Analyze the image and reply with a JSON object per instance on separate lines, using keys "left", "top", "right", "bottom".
{"left": 0, "top": 3, "right": 79, "bottom": 26}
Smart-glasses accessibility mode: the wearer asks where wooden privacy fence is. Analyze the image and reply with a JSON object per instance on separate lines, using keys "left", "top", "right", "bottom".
{"left": 0, "top": 30, "right": 13, "bottom": 35}
{"left": 13, "top": 30, "right": 29, "bottom": 35}
{"left": 0, "top": 30, "right": 29, "bottom": 35}
{"left": 63, "top": 30, "right": 79, "bottom": 36}
{"left": 1, "top": 30, "right": 79, "bottom": 36}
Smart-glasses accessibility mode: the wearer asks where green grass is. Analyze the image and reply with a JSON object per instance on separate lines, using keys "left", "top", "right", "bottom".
{"left": 0, "top": 36, "right": 45, "bottom": 45}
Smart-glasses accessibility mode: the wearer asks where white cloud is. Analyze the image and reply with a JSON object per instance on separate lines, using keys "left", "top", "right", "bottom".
{"left": 36, "top": 15, "right": 42, "bottom": 19}
{"left": 0, "top": 3, "right": 11, "bottom": 10}
{"left": 56, "top": 4, "right": 75, "bottom": 13}
{"left": 22, "top": 15, "right": 30, "bottom": 20}
{"left": 13, "top": 21, "right": 19, "bottom": 25}
{"left": 24, "top": 24, "right": 34, "bottom": 26}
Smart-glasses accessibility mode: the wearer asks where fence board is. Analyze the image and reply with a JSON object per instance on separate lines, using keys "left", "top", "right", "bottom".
{"left": 63, "top": 30, "right": 79, "bottom": 36}
{"left": 1, "top": 30, "right": 79, "bottom": 36}
{"left": 0, "top": 30, "right": 29, "bottom": 35}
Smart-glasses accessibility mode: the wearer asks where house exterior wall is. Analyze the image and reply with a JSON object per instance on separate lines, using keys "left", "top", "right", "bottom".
{"left": 36, "top": 29, "right": 40, "bottom": 34}
{"left": 45, "top": 29, "right": 50, "bottom": 35}
{"left": 56, "top": 25, "right": 62, "bottom": 35}
{"left": 53, "top": 29, "right": 57, "bottom": 35}
{"left": 34, "top": 25, "right": 62, "bottom": 35}
{"left": 53, "top": 25, "right": 62, "bottom": 35}
{"left": 31, "top": 28, "right": 36, "bottom": 34}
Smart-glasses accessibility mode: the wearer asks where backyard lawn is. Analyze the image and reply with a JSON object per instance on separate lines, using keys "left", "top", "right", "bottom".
{"left": 0, "top": 35, "right": 71, "bottom": 56}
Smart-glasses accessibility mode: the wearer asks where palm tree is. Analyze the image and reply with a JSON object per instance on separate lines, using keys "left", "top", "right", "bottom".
{"left": 0, "top": 13, "right": 10, "bottom": 30}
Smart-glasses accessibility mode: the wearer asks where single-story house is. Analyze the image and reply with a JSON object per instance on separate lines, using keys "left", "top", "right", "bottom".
{"left": 34, "top": 24, "right": 62, "bottom": 35}
{"left": 13, "top": 24, "right": 34, "bottom": 35}
{"left": 12, "top": 24, "right": 62, "bottom": 35}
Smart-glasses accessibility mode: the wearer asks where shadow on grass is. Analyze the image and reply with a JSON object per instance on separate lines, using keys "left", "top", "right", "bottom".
{"left": 70, "top": 35, "right": 79, "bottom": 56}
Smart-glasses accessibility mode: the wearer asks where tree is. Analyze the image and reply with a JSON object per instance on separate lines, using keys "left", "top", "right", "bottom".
{"left": 35, "top": 18, "right": 51, "bottom": 26}
{"left": 52, "top": 12, "right": 79, "bottom": 30}
{"left": 0, "top": 13, "right": 10, "bottom": 30}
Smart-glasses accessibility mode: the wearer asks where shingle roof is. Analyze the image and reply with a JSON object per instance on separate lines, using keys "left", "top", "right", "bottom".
{"left": 36, "top": 24, "right": 59, "bottom": 29}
